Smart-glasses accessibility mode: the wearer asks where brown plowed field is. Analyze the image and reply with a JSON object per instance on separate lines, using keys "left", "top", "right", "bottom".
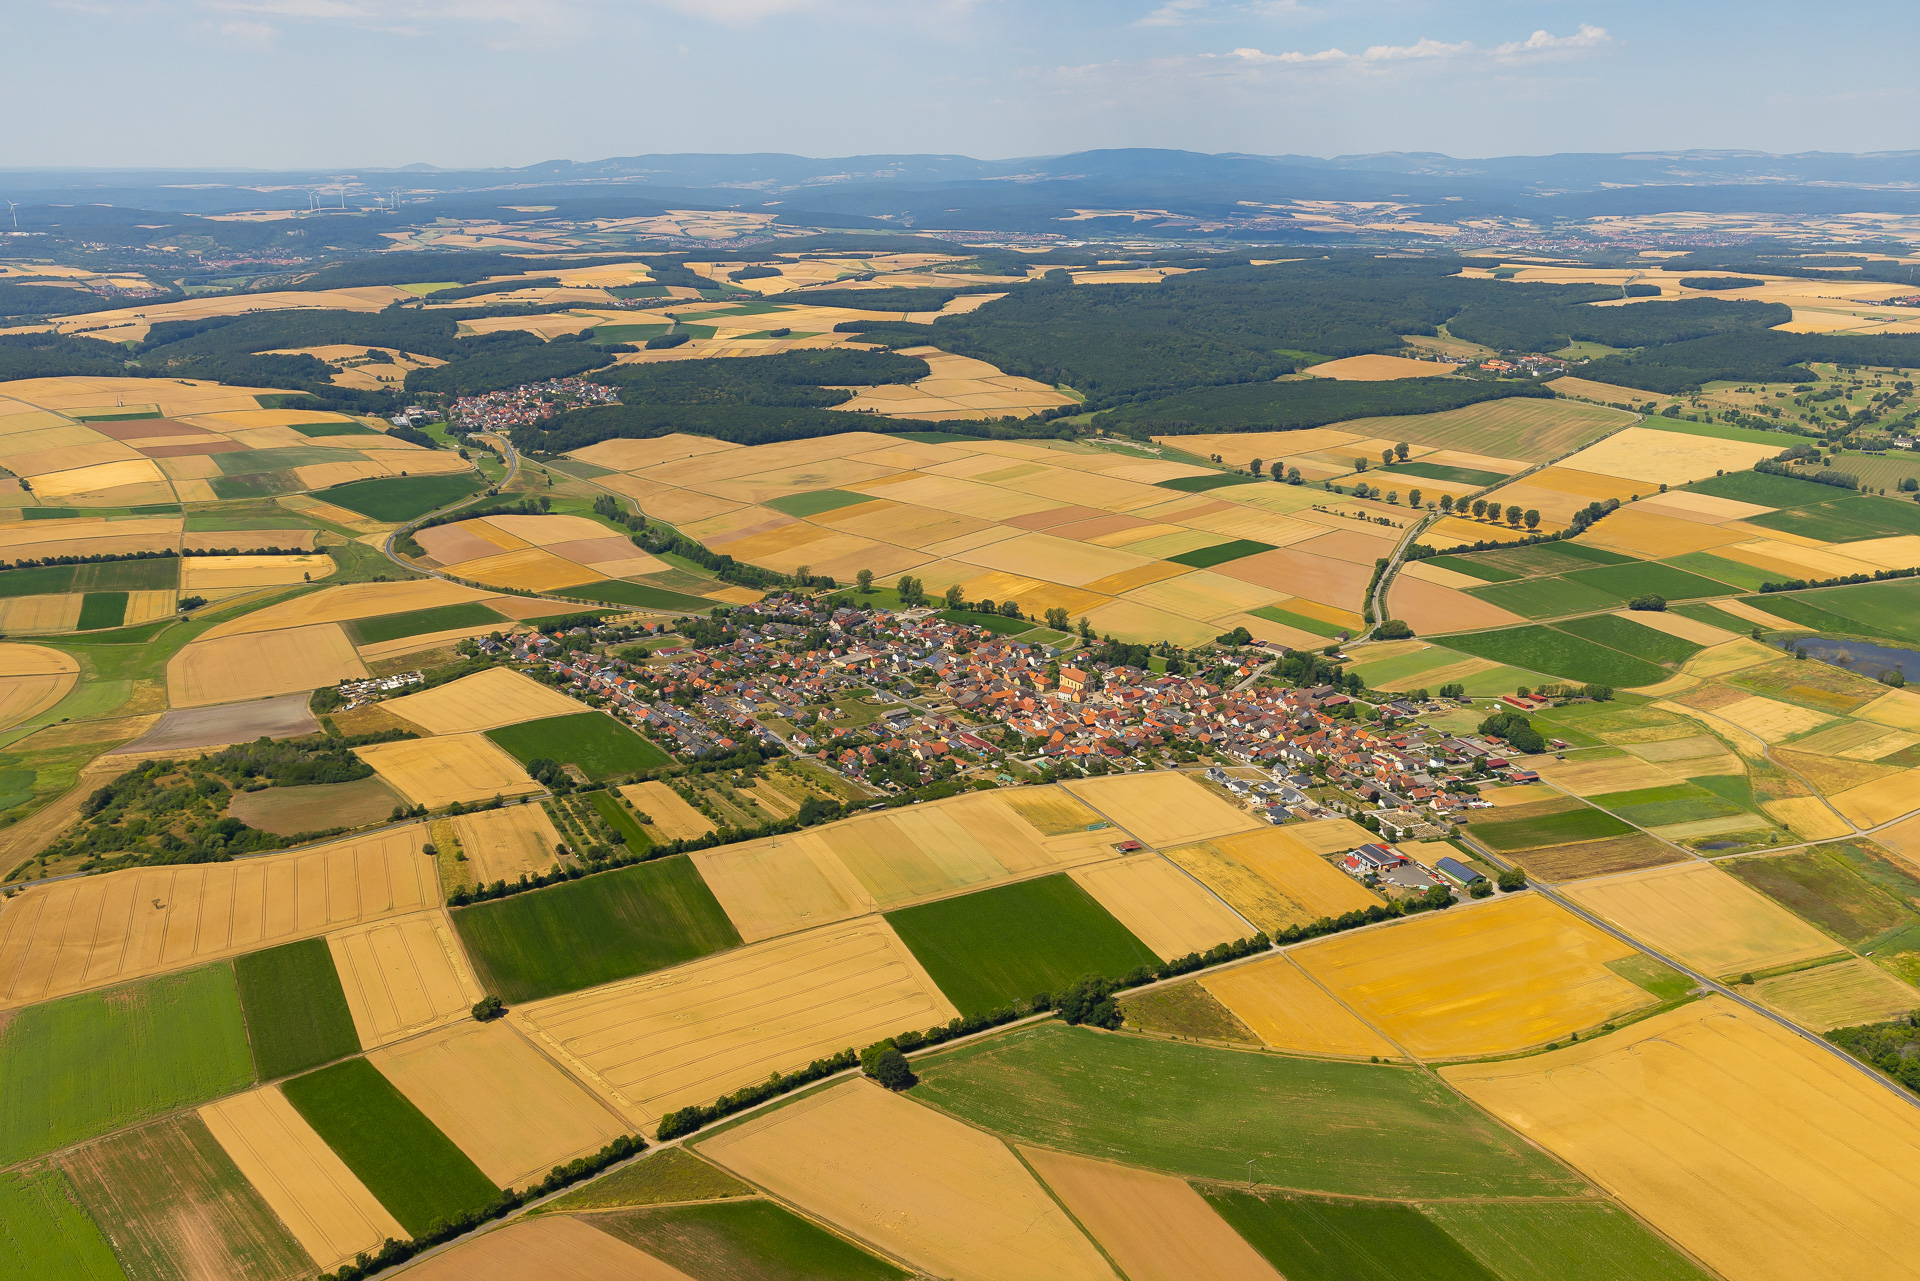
{"left": 0, "top": 829, "right": 436, "bottom": 1007}
{"left": 698, "top": 1081, "right": 1118, "bottom": 1281}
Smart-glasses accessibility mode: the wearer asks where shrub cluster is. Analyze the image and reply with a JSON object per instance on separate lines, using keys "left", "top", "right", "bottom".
{"left": 656, "top": 1049, "right": 858, "bottom": 1140}
{"left": 317, "top": 1135, "right": 647, "bottom": 1281}
{"left": 1758, "top": 564, "right": 1920, "bottom": 592}
{"left": 0, "top": 548, "right": 178, "bottom": 571}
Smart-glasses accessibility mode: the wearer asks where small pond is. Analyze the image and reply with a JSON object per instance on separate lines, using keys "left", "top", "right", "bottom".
{"left": 1791, "top": 636, "right": 1920, "bottom": 684}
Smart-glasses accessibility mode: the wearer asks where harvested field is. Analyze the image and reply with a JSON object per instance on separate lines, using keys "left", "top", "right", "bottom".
{"left": 1292, "top": 894, "right": 1648, "bottom": 1058}
{"left": 885, "top": 873, "right": 1160, "bottom": 1017}
{"left": 0, "top": 829, "right": 436, "bottom": 1008}
{"left": 118, "top": 691, "right": 318, "bottom": 754}
{"left": 1830, "top": 768, "right": 1920, "bottom": 826}
{"left": 181, "top": 553, "right": 334, "bottom": 591}
{"left": 1565, "top": 862, "right": 1841, "bottom": 976}
{"left": 168, "top": 622, "right": 368, "bottom": 707}
{"left": 328, "top": 910, "right": 481, "bottom": 1049}
{"left": 380, "top": 666, "right": 588, "bottom": 734}
{"left": 455, "top": 855, "right": 740, "bottom": 1003}
{"left": 1532, "top": 752, "right": 1681, "bottom": 796}
{"left": 1560, "top": 427, "right": 1779, "bottom": 488}
{"left": 451, "top": 804, "right": 564, "bottom": 883}
{"left": 60, "top": 1113, "right": 311, "bottom": 1281}
{"left": 691, "top": 833, "right": 877, "bottom": 943}
{"left": 623, "top": 780, "right": 716, "bottom": 841}
{"left": 1069, "top": 854, "right": 1251, "bottom": 959}
{"left": 199, "top": 578, "right": 493, "bottom": 639}
{"left": 200, "top": 1085, "right": 402, "bottom": 1271}
{"left": 281, "top": 1056, "right": 499, "bottom": 1237}
{"left": 1201, "top": 953, "right": 1400, "bottom": 1058}
{"left": 912, "top": 1023, "right": 1583, "bottom": 1199}
{"left": 354, "top": 732, "right": 541, "bottom": 808}
{"left": 1023, "top": 1147, "right": 1283, "bottom": 1281}
{"left": 400, "top": 1216, "right": 699, "bottom": 1281}
{"left": 1444, "top": 997, "right": 1920, "bottom": 1281}
{"left": 515, "top": 916, "right": 955, "bottom": 1129}
{"left": 698, "top": 1080, "right": 1117, "bottom": 1281}
{"left": 1711, "top": 694, "right": 1833, "bottom": 743}
{"left": 0, "top": 642, "right": 79, "bottom": 730}
{"left": 1163, "top": 827, "right": 1383, "bottom": 934}
{"left": 1751, "top": 958, "right": 1920, "bottom": 1030}
{"left": 0, "top": 963, "right": 255, "bottom": 1164}
{"left": 1062, "top": 772, "right": 1262, "bottom": 846}
{"left": 370, "top": 1021, "right": 628, "bottom": 1188}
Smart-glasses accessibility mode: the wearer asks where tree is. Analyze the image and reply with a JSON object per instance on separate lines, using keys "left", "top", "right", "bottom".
{"left": 1044, "top": 606, "right": 1070, "bottom": 630}
{"left": 1286, "top": 467, "right": 1302, "bottom": 484}
{"left": 1580, "top": 684, "right": 1614, "bottom": 701}
{"left": 1523, "top": 509, "right": 1541, "bottom": 530}
{"left": 1883, "top": 669, "right": 1908, "bottom": 687}
{"left": 998, "top": 599, "right": 1023, "bottom": 618}
{"left": 1628, "top": 594, "right": 1667, "bottom": 611}
{"left": 1381, "top": 447, "right": 1394, "bottom": 465}
{"left": 795, "top": 563, "right": 811, "bottom": 585}
{"left": 856, "top": 568, "right": 874, "bottom": 594}
{"left": 1396, "top": 441, "right": 1411, "bottom": 461}
{"left": 1376, "top": 619, "right": 1413, "bottom": 639}
{"left": 1386, "top": 490, "right": 1398, "bottom": 505}
{"left": 872, "top": 1046, "right": 915, "bottom": 1090}
{"left": 1439, "top": 494, "right": 1454, "bottom": 513}
{"left": 1496, "top": 865, "right": 1528, "bottom": 892}
{"left": 944, "top": 583, "right": 965, "bottom": 609}
{"left": 896, "top": 575, "right": 925, "bottom": 606}
{"left": 1505, "top": 504, "right": 1523, "bottom": 525}
{"left": 1408, "top": 488, "right": 1422, "bottom": 508}
{"left": 1471, "top": 499, "right": 1487, "bottom": 518}
{"left": 1250, "top": 457, "right": 1263, "bottom": 475}
{"left": 471, "top": 995, "right": 505, "bottom": 1022}
{"left": 1077, "top": 616, "right": 1094, "bottom": 640}
{"left": 1354, "top": 456, "right": 1369, "bottom": 472}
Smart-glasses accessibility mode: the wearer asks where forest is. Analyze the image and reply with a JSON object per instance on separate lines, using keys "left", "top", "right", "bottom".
{"left": 1582, "top": 331, "right": 1920, "bottom": 392}
{"left": 1092, "top": 376, "right": 1550, "bottom": 435}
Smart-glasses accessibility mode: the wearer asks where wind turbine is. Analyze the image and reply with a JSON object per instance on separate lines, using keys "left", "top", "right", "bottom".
{"left": 5, "top": 200, "right": 16, "bottom": 229}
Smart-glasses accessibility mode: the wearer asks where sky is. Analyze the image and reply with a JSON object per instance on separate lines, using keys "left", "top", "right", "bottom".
{"left": 11, "top": 0, "right": 1920, "bottom": 170}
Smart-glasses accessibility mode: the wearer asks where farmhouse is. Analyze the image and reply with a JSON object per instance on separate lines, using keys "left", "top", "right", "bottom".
{"left": 1345, "top": 842, "right": 1407, "bottom": 874}
{"left": 1435, "top": 856, "right": 1487, "bottom": 889}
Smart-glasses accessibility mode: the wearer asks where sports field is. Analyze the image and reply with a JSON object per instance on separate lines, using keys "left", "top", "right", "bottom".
{"left": 884, "top": 873, "right": 1162, "bottom": 1016}
{"left": 280, "top": 1057, "right": 499, "bottom": 1237}
{"left": 1445, "top": 998, "right": 1920, "bottom": 1281}
{"left": 453, "top": 855, "right": 741, "bottom": 1002}
{"left": 911, "top": 1023, "right": 1586, "bottom": 1200}
{"left": 0, "top": 964, "right": 255, "bottom": 1163}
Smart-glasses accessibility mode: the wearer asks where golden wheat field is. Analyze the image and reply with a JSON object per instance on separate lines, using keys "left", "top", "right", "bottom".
{"left": 1200, "top": 953, "right": 1400, "bottom": 1058}
{"left": 1565, "top": 862, "right": 1841, "bottom": 977}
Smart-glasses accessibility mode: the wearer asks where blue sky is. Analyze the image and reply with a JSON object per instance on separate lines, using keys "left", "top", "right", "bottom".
{"left": 12, "top": 1, "right": 1919, "bottom": 169}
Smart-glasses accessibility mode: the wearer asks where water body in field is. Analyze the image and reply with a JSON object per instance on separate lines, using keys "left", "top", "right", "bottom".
{"left": 1793, "top": 635, "right": 1920, "bottom": 683}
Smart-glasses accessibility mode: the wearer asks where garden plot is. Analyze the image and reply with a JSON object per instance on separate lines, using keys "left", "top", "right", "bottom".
{"left": 0, "top": 829, "right": 436, "bottom": 1007}
{"left": 354, "top": 733, "right": 542, "bottom": 808}
{"left": 369, "top": 1021, "right": 629, "bottom": 1188}
{"left": 1445, "top": 998, "right": 1920, "bottom": 1281}
{"left": 697, "top": 1080, "right": 1118, "bottom": 1281}
{"left": 382, "top": 666, "right": 589, "bottom": 734}
{"left": 1565, "top": 862, "right": 1841, "bottom": 977}
{"left": 1201, "top": 953, "right": 1400, "bottom": 1059}
{"left": 514, "top": 916, "right": 955, "bottom": 1129}
{"left": 1292, "top": 894, "right": 1649, "bottom": 1059}
{"left": 327, "top": 910, "right": 482, "bottom": 1049}
{"left": 167, "top": 622, "right": 369, "bottom": 706}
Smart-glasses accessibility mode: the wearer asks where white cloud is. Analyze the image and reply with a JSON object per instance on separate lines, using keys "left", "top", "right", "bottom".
{"left": 1221, "top": 24, "right": 1608, "bottom": 70}
{"left": 1493, "top": 24, "right": 1611, "bottom": 56}
{"left": 1139, "top": 0, "right": 1210, "bottom": 26}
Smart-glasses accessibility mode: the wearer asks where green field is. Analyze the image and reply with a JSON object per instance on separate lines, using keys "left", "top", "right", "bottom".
{"left": 883, "top": 874, "right": 1162, "bottom": 1016}
{"left": 1723, "top": 846, "right": 1916, "bottom": 945}
{"left": 939, "top": 609, "right": 1034, "bottom": 636}
{"left": 911, "top": 1024, "right": 1585, "bottom": 1199}
{"left": 1438, "top": 625, "right": 1668, "bottom": 687}
{"left": 281, "top": 1057, "right": 497, "bottom": 1236}
{"left": 1563, "top": 562, "right": 1735, "bottom": 601}
{"left": 452, "top": 855, "right": 741, "bottom": 1002}
{"left": 290, "top": 419, "right": 379, "bottom": 437}
{"left": 1589, "top": 783, "right": 1748, "bottom": 828}
{"left": 0, "top": 565, "right": 79, "bottom": 597}
{"left": 1203, "top": 1191, "right": 1498, "bottom": 1281}
{"left": 588, "top": 789, "right": 654, "bottom": 850}
{"left": 563, "top": 579, "right": 720, "bottom": 612}
{"left": 1743, "top": 578, "right": 1920, "bottom": 645}
{"left": 322, "top": 473, "right": 485, "bottom": 522}
{"left": 541, "top": 1147, "right": 749, "bottom": 1213}
{"left": 1523, "top": 541, "right": 1637, "bottom": 567}
{"left": 597, "top": 1199, "right": 909, "bottom": 1281}
{"left": 76, "top": 593, "right": 129, "bottom": 630}
{"left": 1685, "top": 470, "right": 1848, "bottom": 507}
{"left": 72, "top": 559, "right": 180, "bottom": 591}
{"left": 1422, "top": 555, "right": 1518, "bottom": 582}
{"left": 1169, "top": 538, "right": 1277, "bottom": 569}
{"left": 1554, "top": 614, "right": 1704, "bottom": 665}
{"left": 486, "top": 710, "right": 671, "bottom": 780}
{"left": 1468, "top": 577, "right": 1624, "bottom": 619}
{"left": 233, "top": 938, "right": 362, "bottom": 1079}
{"left": 0, "top": 1167, "right": 125, "bottom": 1281}
{"left": 1421, "top": 1201, "right": 1711, "bottom": 1281}
{"left": 0, "top": 964, "right": 255, "bottom": 1163}
{"left": 1665, "top": 553, "right": 1773, "bottom": 593}
{"left": 1471, "top": 806, "right": 1636, "bottom": 851}
{"left": 1378, "top": 459, "right": 1509, "bottom": 486}
{"left": 61, "top": 1113, "right": 311, "bottom": 1281}
{"left": 347, "top": 601, "right": 505, "bottom": 645}
{"left": 1251, "top": 604, "right": 1347, "bottom": 638}
{"left": 1158, "top": 473, "right": 1266, "bottom": 493}
{"left": 590, "top": 323, "right": 673, "bottom": 345}
{"left": 766, "top": 489, "right": 874, "bottom": 517}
